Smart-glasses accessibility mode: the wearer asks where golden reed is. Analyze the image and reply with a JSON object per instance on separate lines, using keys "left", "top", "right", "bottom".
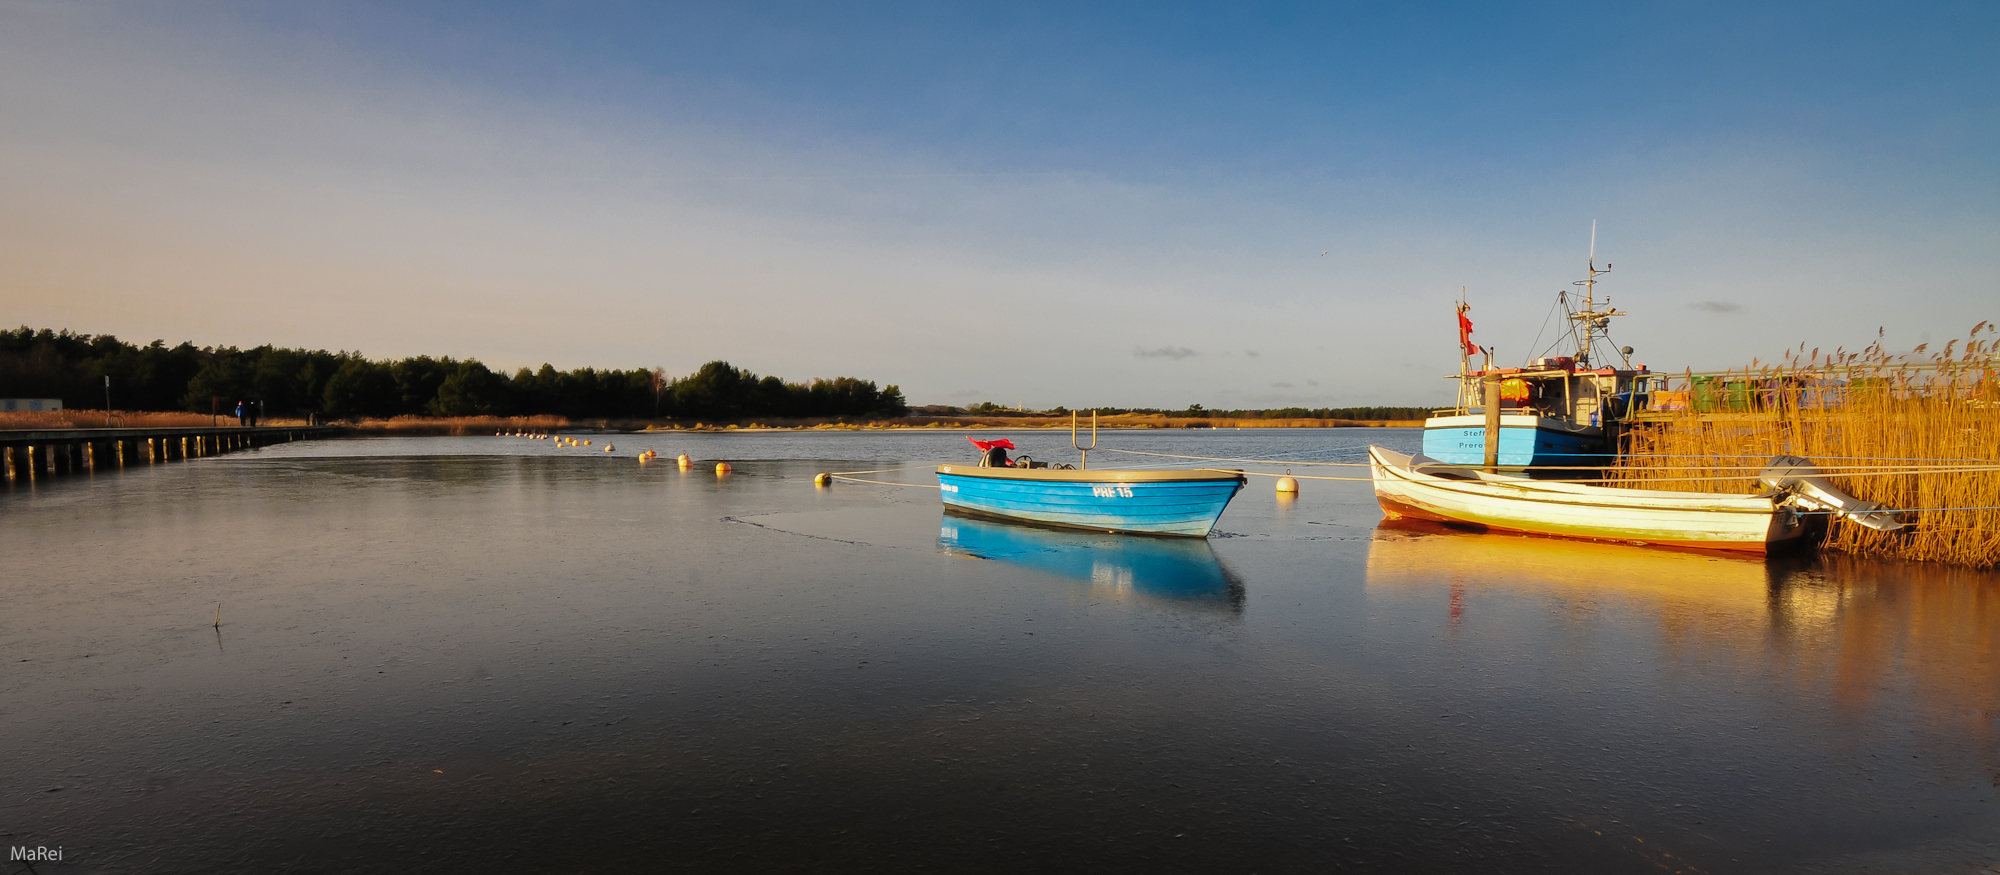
{"left": 1613, "top": 323, "right": 2000, "bottom": 567}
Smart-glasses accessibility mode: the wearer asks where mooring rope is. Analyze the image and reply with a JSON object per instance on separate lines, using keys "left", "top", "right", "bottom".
{"left": 1099, "top": 448, "right": 1372, "bottom": 467}
{"left": 1099, "top": 446, "right": 2000, "bottom": 476}
{"left": 829, "top": 475, "right": 940, "bottom": 489}
{"left": 823, "top": 466, "right": 944, "bottom": 489}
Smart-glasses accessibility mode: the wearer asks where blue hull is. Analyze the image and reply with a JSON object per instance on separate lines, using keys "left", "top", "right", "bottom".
{"left": 939, "top": 514, "right": 1241, "bottom": 605}
{"left": 936, "top": 470, "right": 1245, "bottom": 537}
{"left": 1421, "top": 417, "right": 1605, "bottom": 468}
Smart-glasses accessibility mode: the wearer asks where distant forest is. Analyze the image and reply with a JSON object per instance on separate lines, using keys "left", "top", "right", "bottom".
{"left": 0, "top": 327, "right": 906, "bottom": 421}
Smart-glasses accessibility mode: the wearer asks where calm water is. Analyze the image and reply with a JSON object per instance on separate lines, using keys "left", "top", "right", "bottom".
{"left": 3, "top": 429, "right": 1996, "bottom": 873}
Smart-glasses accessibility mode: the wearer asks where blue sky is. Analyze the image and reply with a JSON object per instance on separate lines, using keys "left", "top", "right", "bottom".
{"left": 2, "top": 1, "right": 1994, "bottom": 407}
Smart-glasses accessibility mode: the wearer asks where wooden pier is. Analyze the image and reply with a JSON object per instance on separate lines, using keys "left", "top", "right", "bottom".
{"left": 0, "top": 426, "right": 339, "bottom": 483}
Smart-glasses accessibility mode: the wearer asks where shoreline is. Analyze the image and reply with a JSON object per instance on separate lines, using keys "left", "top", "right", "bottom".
{"left": 2, "top": 411, "right": 1426, "bottom": 435}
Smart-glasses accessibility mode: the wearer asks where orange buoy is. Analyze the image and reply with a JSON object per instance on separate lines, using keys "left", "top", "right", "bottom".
{"left": 604, "top": 445, "right": 615, "bottom": 452}
{"left": 715, "top": 462, "right": 732, "bottom": 475}
{"left": 814, "top": 473, "right": 831, "bottom": 487}
{"left": 677, "top": 454, "right": 691, "bottom": 469}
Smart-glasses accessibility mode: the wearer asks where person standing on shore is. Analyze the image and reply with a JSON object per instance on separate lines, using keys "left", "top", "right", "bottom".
{"left": 235, "top": 400, "right": 246, "bottom": 427}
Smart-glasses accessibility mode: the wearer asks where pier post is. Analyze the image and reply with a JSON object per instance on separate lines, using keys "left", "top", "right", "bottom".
{"left": 3, "top": 447, "right": 13, "bottom": 482}
{"left": 1483, "top": 374, "right": 1502, "bottom": 473}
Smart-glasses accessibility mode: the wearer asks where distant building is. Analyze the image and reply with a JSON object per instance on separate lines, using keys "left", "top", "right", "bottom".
{"left": 1, "top": 399, "right": 63, "bottom": 412}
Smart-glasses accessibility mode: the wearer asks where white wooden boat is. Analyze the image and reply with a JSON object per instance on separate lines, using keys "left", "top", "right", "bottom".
{"left": 1369, "top": 446, "right": 1814, "bottom": 553}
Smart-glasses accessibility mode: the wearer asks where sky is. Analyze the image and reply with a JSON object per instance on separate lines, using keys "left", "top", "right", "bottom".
{"left": 1, "top": 1, "right": 1994, "bottom": 408}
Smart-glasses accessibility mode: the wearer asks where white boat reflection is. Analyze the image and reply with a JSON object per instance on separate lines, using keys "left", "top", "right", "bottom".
{"left": 939, "top": 512, "right": 1244, "bottom": 609}
{"left": 1366, "top": 515, "right": 1781, "bottom": 614}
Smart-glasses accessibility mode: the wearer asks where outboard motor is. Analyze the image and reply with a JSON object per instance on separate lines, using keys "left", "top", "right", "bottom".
{"left": 1758, "top": 455, "right": 1906, "bottom": 532}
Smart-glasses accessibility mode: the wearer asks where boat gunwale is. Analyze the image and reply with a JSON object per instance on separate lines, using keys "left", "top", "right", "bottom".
{"left": 1421, "top": 413, "right": 1605, "bottom": 436}
{"left": 935, "top": 465, "right": 1247, "bottom": 484}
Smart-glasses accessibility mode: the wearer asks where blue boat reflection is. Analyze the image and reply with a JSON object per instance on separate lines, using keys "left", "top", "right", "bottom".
{"left": 939, "top": 512, "right": 1244, "bottom": 609}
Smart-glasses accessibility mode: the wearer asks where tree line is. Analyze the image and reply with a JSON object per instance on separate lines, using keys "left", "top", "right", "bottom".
{"left": 0, "top": 327, "right": 907, "bottom": 421}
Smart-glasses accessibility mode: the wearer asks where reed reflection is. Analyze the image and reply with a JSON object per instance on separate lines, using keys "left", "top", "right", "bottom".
{"left": 939, "top": 512, "right": 1245, "bottom": 610}
{"left": 1367, "top": 518, "right": 2000, "bottom": 771}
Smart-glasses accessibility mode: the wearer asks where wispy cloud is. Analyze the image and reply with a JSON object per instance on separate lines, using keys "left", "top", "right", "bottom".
{"left": 1134, "top": 346, "right": 1199, "bottom": 360}
{"left": 1244, "top": 349, "right": 1261, "bottom": 358}
{"left": 1689, "top": 300, "right": 1743, "bottom": 313}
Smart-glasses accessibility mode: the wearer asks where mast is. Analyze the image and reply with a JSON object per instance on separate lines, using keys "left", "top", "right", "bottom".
{"left": 1566, "top": 220, "right": 1628, "bottom": 368}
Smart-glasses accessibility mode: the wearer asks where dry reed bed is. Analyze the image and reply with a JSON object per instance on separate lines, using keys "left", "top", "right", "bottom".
{"left": 346, "top": 415, "right": 571, "bottom": 435}
{"left": 0, "top": 410, "right": 298, "bottom": 430}
{"left": 1613, "top": 324, "right": 2000, "bottom": 567}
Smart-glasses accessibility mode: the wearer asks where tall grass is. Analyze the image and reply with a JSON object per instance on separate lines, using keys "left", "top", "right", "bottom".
{"left": 1614, "top": 323, "right": 2000, "bottom": 568}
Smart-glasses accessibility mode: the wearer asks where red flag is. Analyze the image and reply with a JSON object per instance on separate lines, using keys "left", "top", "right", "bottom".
{"left": 1457, "top": 308, "right": 1481, "bottom": 357}
{"left": 967, "top": 437, "right": 1017, "bottom": 452}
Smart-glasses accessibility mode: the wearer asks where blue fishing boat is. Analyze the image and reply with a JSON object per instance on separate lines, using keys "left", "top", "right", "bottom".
{"left": 936, "top": 418, "right": 1245, "bottom": 537}
{"left": 938, "top": 514, "right": 1242, "bottom": 606}
{"left": 1426, "top": 225, "right": 1652, "bottom": 471}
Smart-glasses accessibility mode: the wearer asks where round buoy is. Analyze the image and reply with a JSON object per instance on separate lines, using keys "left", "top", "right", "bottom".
{"left": 1276, "top": 476, "right": 1299, "bottom": 494}
{"left": 583, "top": 439, "right": 592, "bottom": 446}
{"left": 814, "top": 473, "right": 831, "bottom": 487}
{"left": 677, "top": 454, "right": 691, "bottom": 469}
{"left": 604, "top": 444, "right": 614, "bottom": 452}
{"left": 716, "top": 462, "right": 732, "bottom": 475}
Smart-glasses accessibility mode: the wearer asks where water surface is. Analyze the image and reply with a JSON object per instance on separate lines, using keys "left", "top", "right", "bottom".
{"left": 3, "top": 430, "right": 1996, "bottom": 872}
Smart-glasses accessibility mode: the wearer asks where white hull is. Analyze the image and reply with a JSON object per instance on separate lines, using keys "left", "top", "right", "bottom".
{"left": 1368, "top": 446, "right": 1810, "bottom": 553}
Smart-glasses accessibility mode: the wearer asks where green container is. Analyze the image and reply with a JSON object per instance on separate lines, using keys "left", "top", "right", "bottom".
{"left": 1722, "top": 379, "right": 1753, "bottom": 412}
{"left": 1691, "top": 376, "right": 1720, "bottom": 412}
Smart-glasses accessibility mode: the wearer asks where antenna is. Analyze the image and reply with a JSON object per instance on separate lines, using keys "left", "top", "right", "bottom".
{"left": 1588, "top": 219, "right": 1597, "bottom": 268}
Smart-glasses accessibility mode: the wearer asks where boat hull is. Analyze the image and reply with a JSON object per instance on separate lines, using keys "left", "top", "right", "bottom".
{"left": 1420, "top": 414, "right": 1604, "bottom": 468}
{"left": 1368, "top": 446, "right": 1809, "bottom": 553}
{"left": 935, "top": 465, "right": 1246, "bottom": 537}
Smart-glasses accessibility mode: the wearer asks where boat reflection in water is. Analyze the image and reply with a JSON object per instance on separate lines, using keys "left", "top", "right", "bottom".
{"left": 1366, "top": 516, "right": 1782, "bottom": 615}
{"left": 1366, "top": 517, "right": 2000, "bottom": 752}
{"left": 939, "top": 511, "right": 1244, "bottom": 610}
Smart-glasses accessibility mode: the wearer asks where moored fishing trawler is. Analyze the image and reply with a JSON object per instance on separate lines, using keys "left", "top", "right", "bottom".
{"left": 936, "top": 414, "right": 1246, "bottom": 537}
{"left": 1424, "top": 226, "right": 1657, "bottom": 470}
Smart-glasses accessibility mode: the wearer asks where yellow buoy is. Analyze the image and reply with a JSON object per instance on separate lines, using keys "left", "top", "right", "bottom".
{"left": 814, "top": 473, "right": 831, "bottom": 487}
{"left": 583, "top": 439, "right": 592, "bottom": 446}
{"left": 677, "top": 454, "right": 691, "bottom": 469}
{"left": 604, "top": 445, "right": 614, "bottom": 452}
{"left": 715, "top": 462, "right": 732, "bottom": 475}
{"left": 1276, "top": 476, "right": 1299, "bottom": 494}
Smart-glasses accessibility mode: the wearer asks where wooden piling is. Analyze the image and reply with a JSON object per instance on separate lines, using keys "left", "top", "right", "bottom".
{"left": 1482, "top": 374, "right": 1502, "bottom": 473}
